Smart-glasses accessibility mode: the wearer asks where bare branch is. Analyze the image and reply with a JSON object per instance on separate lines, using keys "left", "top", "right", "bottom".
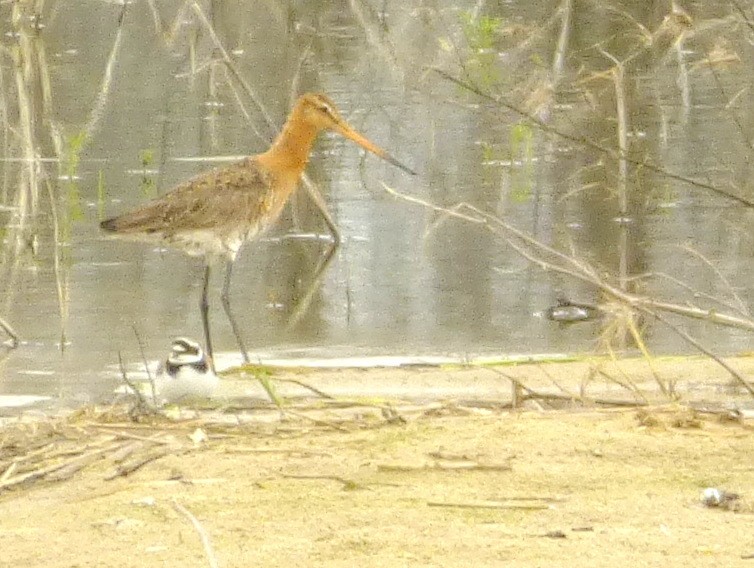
{"left": 432, "top": 68, "right": 754, "bottom": 208}
{"left": 642, "top": 308, "right": 754, "bottom": 397}
{"left": 381, "top": 182, "right": 754, "bottom": 397}
{"left": 171, "top": 500, "right": 219, "bottom": 568}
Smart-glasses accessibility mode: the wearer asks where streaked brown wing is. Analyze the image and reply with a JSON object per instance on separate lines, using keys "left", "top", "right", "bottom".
{"left": 102, "top": 158, "right": 274, "bottom": 236}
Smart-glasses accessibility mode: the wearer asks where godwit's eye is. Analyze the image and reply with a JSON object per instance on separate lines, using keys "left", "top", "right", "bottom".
{"left": 318, "top": 104, "right": 332, "bottom": 114}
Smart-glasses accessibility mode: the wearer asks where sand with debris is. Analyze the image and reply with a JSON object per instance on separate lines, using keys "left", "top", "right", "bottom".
{"left": 1, "top": 360, "right": 753, "bottom": 567}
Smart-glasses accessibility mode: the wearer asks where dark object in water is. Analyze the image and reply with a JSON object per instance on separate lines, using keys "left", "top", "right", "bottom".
{"left": 545, "top": 296, "right": 601, "bottom": 324}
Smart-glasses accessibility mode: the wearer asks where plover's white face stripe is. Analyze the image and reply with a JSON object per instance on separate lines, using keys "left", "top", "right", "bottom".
{"left": 167, "top": 337, "right": 205, "bottom": 370}
{"left": 155, "top": 337, "right": 218, "bottom": 405}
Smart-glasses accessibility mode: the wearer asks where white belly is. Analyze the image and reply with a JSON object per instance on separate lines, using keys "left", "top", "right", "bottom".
{"left": 155, "top": 366, "right": 219, "bottom": 405}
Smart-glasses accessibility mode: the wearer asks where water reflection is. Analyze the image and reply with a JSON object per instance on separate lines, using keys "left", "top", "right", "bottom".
{"left": 1, "top": 0, "right": 754, "bottom": 403}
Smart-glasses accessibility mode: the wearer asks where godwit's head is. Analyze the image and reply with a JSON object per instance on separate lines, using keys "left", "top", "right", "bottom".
{"left": 297, "top": 93, "right": 416, "bottom": 175}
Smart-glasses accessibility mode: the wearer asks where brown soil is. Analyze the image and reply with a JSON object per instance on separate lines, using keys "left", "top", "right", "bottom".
{"left": 1, "top": 361, "right": 753, "bottom": 567}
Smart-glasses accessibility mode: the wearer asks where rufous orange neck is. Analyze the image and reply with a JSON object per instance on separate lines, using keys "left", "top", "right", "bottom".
{"left": 256, "top": 104, "right": 320, "bottom": 177}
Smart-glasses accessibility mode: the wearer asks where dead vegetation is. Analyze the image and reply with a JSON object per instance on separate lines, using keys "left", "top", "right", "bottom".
{"left": 4, "top": 353, "right": 754, "bottom": 499}
{"left": 2, "top": 3, "right": 754, "bottom": 564}
{"left": 1, "top": 393, "right": 753, "bottom": 567}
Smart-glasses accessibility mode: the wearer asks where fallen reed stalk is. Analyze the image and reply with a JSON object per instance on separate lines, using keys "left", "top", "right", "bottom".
{"left": 381, "top": 182, "right": 754, "bottom": 398}
{"left": 172, "top": 500, "right": 219, "bottom": 568}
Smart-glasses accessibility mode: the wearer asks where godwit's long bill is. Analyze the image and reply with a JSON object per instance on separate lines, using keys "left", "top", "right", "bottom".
{"left": 101, "top": 93, "right": 415, "bottom": 377}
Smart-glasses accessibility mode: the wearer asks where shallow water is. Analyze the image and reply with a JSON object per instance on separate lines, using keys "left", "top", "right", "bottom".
{"left": 2, "top": 1, "right": 754, "bottom": 404}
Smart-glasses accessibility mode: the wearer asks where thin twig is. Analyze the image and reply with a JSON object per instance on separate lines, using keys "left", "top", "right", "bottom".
{"left": 0, "top": 314, "right": 18, "bottom": 347}
{"left": 94, "top": 429, "right": 175, "bottom": 444}
{"left": 646, "top": 271, "right": 749, "bottom": 319}
{"left": 117, "top": 351, "right": 156, "bottom": 418}
{"left": 131, "top": 326, "right": 157, "bottom": 404}
{"left": 378, "top": 461, "right": 511, "bottom": 472}
{"left": 82, "top": 2, "right": 127, "bottom": 142}
{"left": 271, "top": 377, "right": 335, "bottom": 399}
{"left": 105, "top": 447, "right": 175, "bottom": 480}
{"left": 383, "top": 181, "right": 754, "bottom": 398}
{"left": 731, "top": 0, "right": 754, "bottom": 34}
{"left": 427, "top": 500, "right": 549, "bottom": 510}
{"left": 488, "top": 366, "right": 646, "bottom": 406}
{"left": 42, "top": 177, "right": 67, "bottom": 353}
{"left": 677, "top": 244, "right": 749, "bottom": 316}
{"left": 171, "top": 500, "right": 219, "bottom": 568}
{"left": 432, "top": 68, "right": 754, "bottom": 208}
{"left": 0, "top": 461, "right": 18, "bottom": 482}
{"left": 164, "top": 0, "right": 193, "bottom": 45}
{"left": 551, "top": 0, "right": 572, "bottom": 86}
{"left": 283, "top": 409, "right": 350, "bottom": 432}
{"left": 144, "top": 0, "right": 163, "bottom": 36}
{"left": 382, "top": 182, "right": 754, "bottom": 332}
{"left": 281, "top": 473, "right": 365, "bottom": 490}
{"left": 220, "top": 67, "right": 252, "bottom": 123}
{"left": 190, "top": 1, "right": 274, "bottom": 134}
{"left": 0, "top": 443, "right": 122, "bottom": 491}
{"left": 642, "top": 308, "right": 754, "bottom": 398}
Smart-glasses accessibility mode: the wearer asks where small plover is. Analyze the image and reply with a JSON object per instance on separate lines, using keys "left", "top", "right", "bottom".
{"left": 153, "top": 337, "right": 219, "bottom": 405}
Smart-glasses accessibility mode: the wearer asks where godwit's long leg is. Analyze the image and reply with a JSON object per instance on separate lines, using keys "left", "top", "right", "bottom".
{"left": 221, "top": 259, "right": 251, "bottom": 364}
{"left": 200, "top": 264, "right": 215, "bottom": 373}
